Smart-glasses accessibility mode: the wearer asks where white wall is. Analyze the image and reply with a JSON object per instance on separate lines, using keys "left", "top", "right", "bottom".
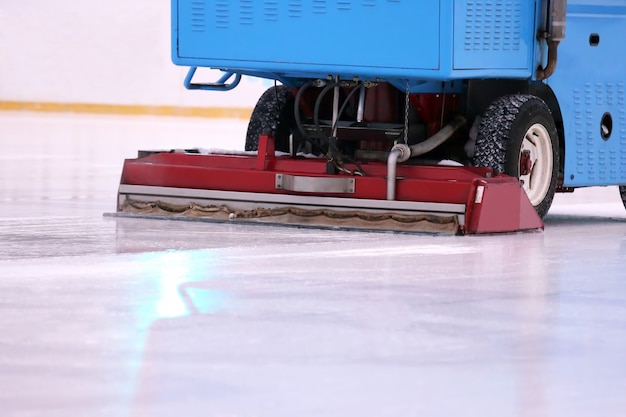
{"left": 0, "top": 0, "right": 267, "bottom": 107}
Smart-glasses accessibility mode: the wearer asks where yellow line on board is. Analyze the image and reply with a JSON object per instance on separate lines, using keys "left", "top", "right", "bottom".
{"left": 0, "top": 101, "right": 253, "bottom": 120}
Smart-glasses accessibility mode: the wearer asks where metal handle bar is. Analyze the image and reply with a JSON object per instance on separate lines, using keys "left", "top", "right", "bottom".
{"left": 184, "top": 67, "right": 242, "bottom": 91}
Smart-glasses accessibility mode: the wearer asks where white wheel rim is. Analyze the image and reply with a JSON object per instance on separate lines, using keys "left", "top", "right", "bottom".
{"left": 519, "top": 123, "right": 553, "bottom": 206}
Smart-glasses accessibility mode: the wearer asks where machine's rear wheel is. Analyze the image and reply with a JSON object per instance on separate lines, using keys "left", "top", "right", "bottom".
{"left": 619, "top": 187, "right": 626, "bottom": 210}
{"left": 473, "top": 94, "right": 559, "bottom": 219}
{"left": 245, "top": 85, "right": 295, "bottom": 152}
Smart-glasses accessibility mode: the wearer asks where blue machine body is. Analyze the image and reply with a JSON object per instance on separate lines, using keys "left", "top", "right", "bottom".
{"left": 172, "top": 0, "right": 626, "bottom": 188}
{"left": 172, "top": 0, "right": 537, "bottom": 84}
{"left": 546, "top": 1, "right": 626, "bottom": 187}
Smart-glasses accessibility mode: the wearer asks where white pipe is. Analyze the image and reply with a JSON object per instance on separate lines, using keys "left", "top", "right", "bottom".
{"left": 356, "top": 87, "right": 366, "bottom": 123}
{"left": 386, "top": 116, "right": 466, "bottom": 201}
{"left": 386, "top": 144, "right": 410, "bottom": 200}
{"left": 408, "top": 116, "right": 466, "bottom": 157}
{"left": 332, "top": 77, "right": 340, "bottom": 138}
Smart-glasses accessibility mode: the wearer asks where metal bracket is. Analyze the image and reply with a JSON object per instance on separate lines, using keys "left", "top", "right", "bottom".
{"left": 275, "top": 174, "right": 355, "bottom": 194}
{"left": 184, "top": 67, "right": 242, "bottom": 91}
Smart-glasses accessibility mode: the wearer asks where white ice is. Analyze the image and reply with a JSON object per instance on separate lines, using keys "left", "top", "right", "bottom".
{"left": 1, "top": 112, "right": 626, "bottom": 417}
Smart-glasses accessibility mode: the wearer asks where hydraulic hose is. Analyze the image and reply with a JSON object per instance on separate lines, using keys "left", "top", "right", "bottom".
{"left": 312, "top": 81, "right": 365, "bottom": 171}
{"left": 293, "top": 81, "right": 330, "bottom": 155}
{"left": 386, "top": 115, "right": 466, "bottom": 201}
{"left": 326, "top": 83, "right": 368, "bottom": 175}
{"left": 294, "top": 80, "right": 314, "bottom": 140}
{"left": 407, "top": 115, "right": 466, "bottom": 157}
{"left": 313, "top": 81, "right": 340, "bottom": 144}
{"left": 386, "top": 146, "right": 410, "bottom": 200}
{"left": 331, "top": 83, "right": 365, "bottom": 134}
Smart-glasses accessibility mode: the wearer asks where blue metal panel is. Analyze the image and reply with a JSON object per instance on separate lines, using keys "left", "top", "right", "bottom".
{"left": 171, "top": 0, "right": 179, "bottom": 64}
{"left": 548, "top": 1, "right": 626, "bottom": 187}
{"left": 453, "top": 0, "right": 535, "bottom": 70}
{"left": 172, "top": 0, "right": 541, "bottom": 82}
{"left": 175, "top": 0, "right": 441, "bottom": 74}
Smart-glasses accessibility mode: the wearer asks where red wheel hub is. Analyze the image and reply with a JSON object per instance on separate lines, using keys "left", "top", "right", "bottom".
{"left": 520, "top": 150, "right": 532, "bottom": 176}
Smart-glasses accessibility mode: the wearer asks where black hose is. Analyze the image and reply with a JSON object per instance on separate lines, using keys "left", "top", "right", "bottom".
{"left": 313, "top": 82, "right": 367, "bottom": 175}
{"left": 331, "top": 83, "right": 365, "bottom": 134}
{"left": 293, "top": 80, "right": 367, "bottom": 175}
{"left": 294, "top": 80, "right": 314, "bottom": 141}
{"left": 332, "top": 84, "right": 367, "bottom": 175}
{"left": 294, "top": 81, "right": 327, "bottom": 155}
{"left": 313, "top": 82, "right": 339, "bottom": 145}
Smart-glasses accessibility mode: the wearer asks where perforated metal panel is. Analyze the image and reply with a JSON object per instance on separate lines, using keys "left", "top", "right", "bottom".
{"left": 264, "top": 1, "right": 279, "bottom": 21}
{"left": 571, "top": 83, "right": 626, "bottom": 183}
{"left": 287, "top": 0, "right": 304, "bottom": 17}
{"left": 189, "top": 0, "right": 206, "bottom": 32}
{"left": 453, "top": 0, "right": 532, "bottom": 69}
{"left": 176, "top": 0, "right": 441, "bottom": 74}
{"left": 190, "top": 0, "right": 402, "bottom": 28}
{"left": 214, "top": 0, "right": 228, "bottom": 29}
{"left": 464, "top": 0, "right": 522, "bottom": 52}
{"left": 240, "top": 0, "right": 253, "bottom": 25}
{"left": 552, "top": 5, "right": 626, "bottom": 187}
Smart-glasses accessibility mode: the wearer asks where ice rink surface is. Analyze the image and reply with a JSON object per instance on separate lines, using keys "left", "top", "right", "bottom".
{"left": 1, "top": 112, "right": 626, "bottom": 417}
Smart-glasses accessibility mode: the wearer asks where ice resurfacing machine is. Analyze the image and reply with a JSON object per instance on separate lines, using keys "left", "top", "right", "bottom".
{"left": 116, "top": 0, "right": 626, "bottom": 234}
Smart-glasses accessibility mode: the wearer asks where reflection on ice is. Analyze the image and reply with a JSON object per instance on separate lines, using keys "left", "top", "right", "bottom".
{"left": 2, "top": 113, "right": 626, "bottom": 417}
{"left": 137, "top": 250, "right": 228, "bottom": 319}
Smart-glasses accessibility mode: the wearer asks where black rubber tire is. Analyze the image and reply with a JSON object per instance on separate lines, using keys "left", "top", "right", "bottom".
{"left": 619, "top": 187, "right": 626, "bottom": 211}
{"left": 245, "top": 85, "right": 295, "bottom": 152}
{"left": 473, "top": 94, "right": 559, "bottom": 219}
